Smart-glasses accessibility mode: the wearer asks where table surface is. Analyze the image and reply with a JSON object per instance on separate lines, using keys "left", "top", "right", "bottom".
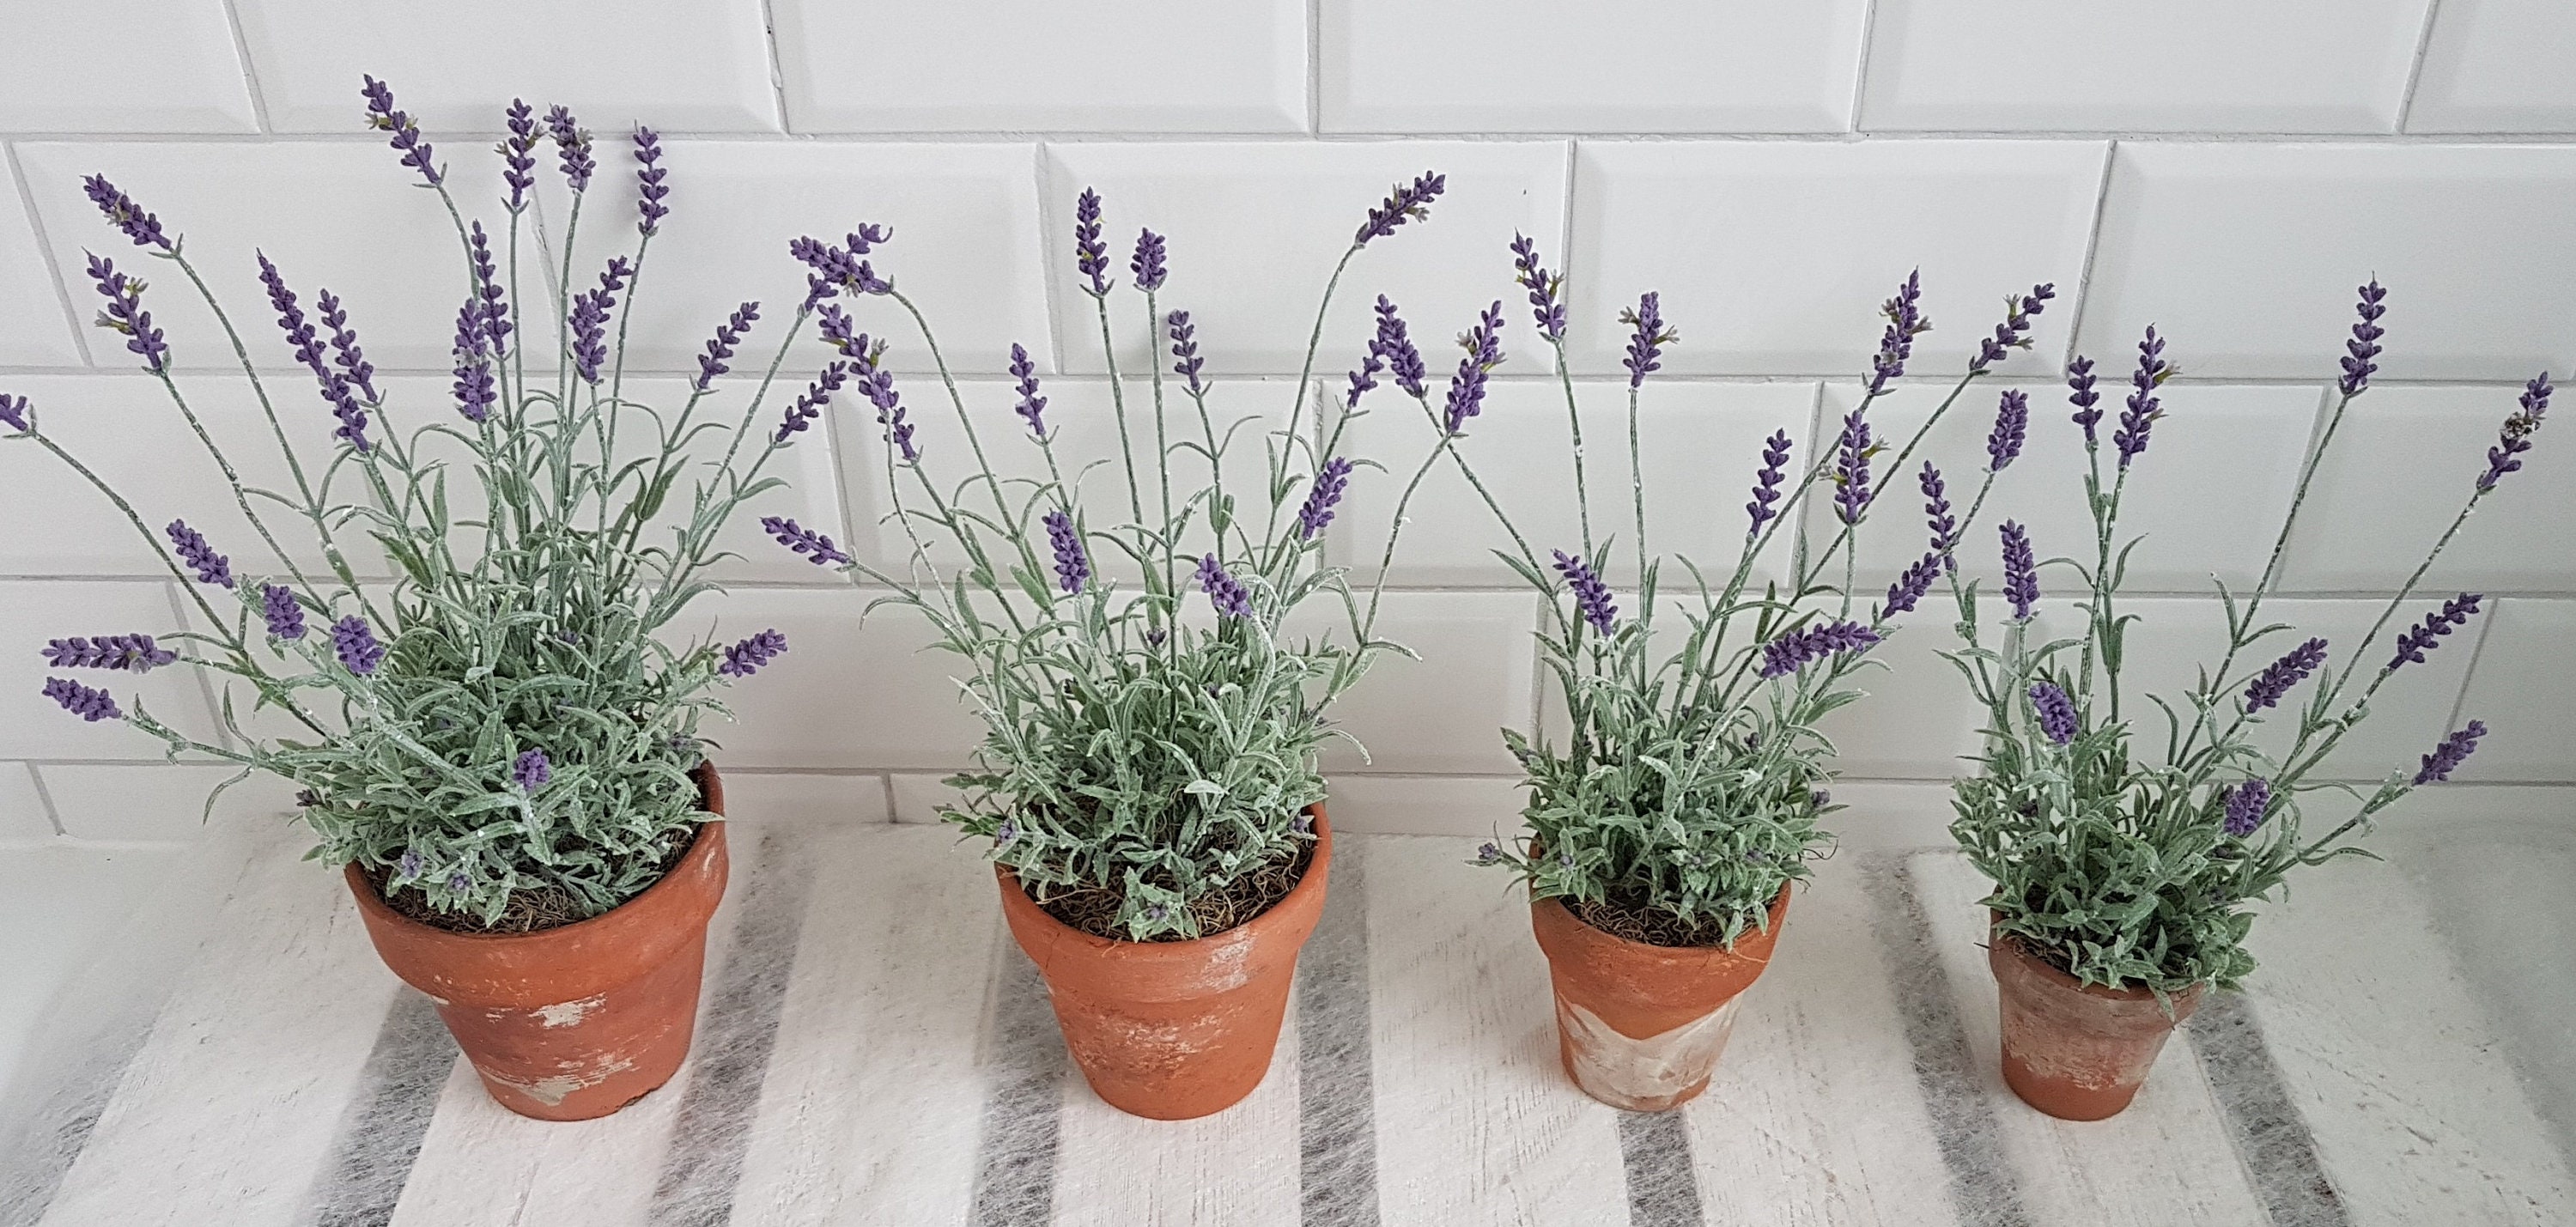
{"left": 2, "top": 820, "right": 2570, "bottom": 1227}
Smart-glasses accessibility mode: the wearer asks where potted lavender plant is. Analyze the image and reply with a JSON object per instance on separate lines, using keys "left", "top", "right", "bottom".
{"left": 1457, "top": 237, "right": 2058, "bottom": 1110}
{"left": 7, "top": 80, "right": 813, "bottom": 1121}
{"left": 1943, "top": 283, "right": 2538, "bottom": 1120}
{"left": 786, "top": 176, "right": 1454, "bottom": 1119}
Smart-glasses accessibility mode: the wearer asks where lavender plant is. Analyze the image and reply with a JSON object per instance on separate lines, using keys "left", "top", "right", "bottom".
{"left": 1946, "top": 283, "right": 2536, "bottom": 993}
{"left": 795, "top": 176, "right": 1452, "bottom": 941}
{"left": 1466, "top": 242, "right": 2059, "bottom": 947}
{"left": 9, "top": 81, "right": 805, "bottom": 927}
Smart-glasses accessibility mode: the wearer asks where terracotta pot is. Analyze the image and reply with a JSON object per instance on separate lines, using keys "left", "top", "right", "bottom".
{"left": 347, "top": 764, "right": 731, "bottom": 1121}
{"left": 1989, "top": 929, "right": 2203, "bottom": 1121}
{"left": 997, "top": 805, "right": 1330, "bottom": 1121}
{"left": 1529, "top": 884, "right": 1792, "bottom": 1112}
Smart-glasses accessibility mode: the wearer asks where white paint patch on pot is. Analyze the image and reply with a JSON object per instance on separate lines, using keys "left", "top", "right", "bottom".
{"left": 489, "top": 1054, "right": 636, "bottom": 1106}
{"left": 534, "top": 995, "right": 605, "bottom": 1029}
{"left": 1558, "top": 993, "right": 1745, "bottom": 1112}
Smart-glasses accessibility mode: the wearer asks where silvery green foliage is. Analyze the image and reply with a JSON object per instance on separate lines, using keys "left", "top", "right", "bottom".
{"left": 6, "top": 91, "right": 805, "bottom": 924}
{"left": 1945, "top": 294, "right": 2534, "bottom": 994}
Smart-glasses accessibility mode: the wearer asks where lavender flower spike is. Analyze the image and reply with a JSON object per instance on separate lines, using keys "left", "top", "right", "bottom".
{"left": 566, "top": 258, "right": 633, "bottom": 385}
{"left": 695, "top": 301, "right": 759, "bottom": 392}
{"left": 1865, "top": 270, "right": 1929, "bottom": 395}
{"left": 773, "top": 361, "right": 851, "bottom": 445}
{"left": 1356, "top": 171, "right": 1444, "bottom": 246}
{"left": 87, "top": 253, "right": 169, "bottom": 375}
{"left": 1374, "top": 296, "right": 1427, "bottom": 398}
{"left": 42, "top": 677, "right": 121, "bottom": 722}
{"left": 1552, "top": 550, "right": 1618, "bottom": 635}
{"left": 359, "top": 76, "right": 439, "bottom": 186}
{"left": 82, "top": 175, "right": 171, "bottom": 251}
{"left": 1620, "top": 292, "right": 1674, "bottom": 390}
{"left": 2243, "top": 636, "right": 2326, "bottom": 712}
{"left": 262, "top": 584, "right": 307, "bottom": 640}
{"left": 1297, "top": 457, "right": 1353, "bottom": 541}
{"left": 2389, "top": 592, "right": 2482, "bottom": 671}
{"left": 1988, "top": 389, "right": 2029, "bottom": 472}
{"left": 2339, "top": 279, "right": 2387, "bottom": 397}
{"left": 2414, "top": 720, "right": 2487, "bottom": 785}
{"left": 41, "top": 635, "right": 176, "bottom": 672}
{"left": 2115, "top": 325, "right": 2168, "bottom": 468}
{"left": 1881, "top": 552, "right": 1941, "bottom": 619}
{"left": 1509, "top": 234, "right": 1565, "bottom": 342}
{"left": 720, "top": 629, "right": 787, "bottom": 677}
{"left": 331, "top": 615, "right": 385, "bottom": 676}
{"left": 501, "top": 100, "right": 538, "bottom": 212}
{"left": 545, "top": 104, "right": 593, "bottom": 191}
{"left": 1073, "top": 188, "right": 1111, "bottom": 295}
{"left": 2030, "top": 681, "right": 2078, "bottom": 745}
{"left": 1970, "top": 283, "right": 2057, "bottom": 374}
{"left": 0, "top": 394, "right": 28, "bottom": 434}
{"left": 1759, "top": 620, "right": 1882, "bottom": 678}
{"left": 166, "top": 519, "right": 233, "bottom": 588}
{"left": 2477, "top": 372, "right": 2551, "bottom": 493}
{"left": 1922, "top": 460, "right": 1956, "bottom": 556}
{"left": 512, "top": 750, "right": 551, "bottom": 793}
{"left": 633, "top": 125, "right": 669, "bottom": 235}
{"left": 1443, "top": 301, "right": 1505, "bottom": 435}
{"left": 1045, "top": 509, "right": 1089, "bottom": 594}
{"left": 1832, "top": 408, "right": 1874, "bottom": 525}
{"left": 2000, "top": 519, "right": 2038, "bottom": 621}
{"left": 762, "top": 516, "right": 852, "bottom": 567}
{"left": 2066, "top": 355, "right": 2102, "bottom": 444}
{"left": 1010, "top": 343, "right": 1048, "bottom": 434}
{"left": 1131, "top": 228, "right": 1168, "bottom": 293}
{"left": 1747, "top": 428, "right": 1791, "bottom": 538}
{"left": 1197, "top": 554, "right": 1253, "bottom": 620}
{"left": 324, "top": 289, "right": 378, "bottom": 404}
{"left": 450, "top": 301, "right": 496, "bottom": 422}
{"left": 1344, "top": 337, "right": 1384, "bottom": 410}
{"left": 2224, "top": 778, "right": 2271, "bottom": 837}
{"left": 1167, "top": 310, "right": 1206, "bottom": 396}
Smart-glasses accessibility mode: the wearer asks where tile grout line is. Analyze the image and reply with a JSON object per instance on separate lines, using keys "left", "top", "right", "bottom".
{"left": 5, "top": 141, "right": 99, "bottom": 368}
{"left": 2395, "top": 0, "right": 2448, "bottom": 135}
{"left": 2442, "top": 591, "right": 2499, "bottom": 735}
{"left": 295, "top": 992, "right": 454, "bottom": 1227}
{"left": 214, "top": 0, "right": 276, "bottom": 134}
{"left": 756, "top": 0, "right": 794, "bottom": 136}
{"left": 1305, "top": 0, "right": 1322, "bottom": 136}
{"left": 15, "top": 130, "right": 2576, "bottom": 145}
{"left": 1297, "top": 839, "right": 1380, "bottom": 1226}
{"left": 1847, "top": 0, "right": 1884, "bottom": 133}
{"left": 2057, "top": 138, "right": 2120, "bottom": 367}
{"left": 19, "top": 760, "right": 68, "bottom": 840}
{"left": 2184, "top": 992, "right": 2355, "bottom": 1227}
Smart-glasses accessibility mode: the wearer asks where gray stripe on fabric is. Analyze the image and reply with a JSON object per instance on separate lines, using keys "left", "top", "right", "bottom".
{"left": 2187, "top": 991, "right": 2354, "bottom": 1227}
{"left": 1867, "top": 855, "right": 2034, "bottom": 1227}
{"left": 648, "top": 827, "right": 818, "bottom": 1227}
{"left": 969, "top": 943, "right": 1066, "bottom": 1227}
{"left": 1617, "top": 1108, "right": 1703, "bottom": 1227}
{"left": 298, "top": 991, "right": 455, "bottom": 1227}
{"left": 1297, "top": 839, "right": 1380, "bottom": 1227}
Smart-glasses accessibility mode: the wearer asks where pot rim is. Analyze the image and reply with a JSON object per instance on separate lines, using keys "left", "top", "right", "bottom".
{"left": 998, "top": 803, "right": 1329, "bottom": 954}
{"left": 1536, "top": 879, "right": 1794, "bottom": 957}
{"left": 344, "top": 761, "right": 726, "bottom": 946}
{"left": 1989, "top": 925, "right": 2208, "bottom": 1005}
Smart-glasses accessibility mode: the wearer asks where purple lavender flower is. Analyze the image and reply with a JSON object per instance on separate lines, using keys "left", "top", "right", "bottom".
{"left": 262, "top": 584, "right": 307, "bottom": 640}
{"left": 513, "top": 749, "right": 551, "bottom": 793}
{"left": 696, "top": 301, "right": 758, "bottom": 392}
{"left": 166, "top": 519, "right": 233, "bottom": 587}
{"left": 0, "top": 394, "right": 28, "bottom": 434}
{"left": 318, "top": 290, "right": 377, "bottom": 404}
{"left": 1832, "top": 409, "right": 1874, "bottom": 525}
{"left": 633, "top": 126, "right": 669, "bottom": 235}
{"left": 81, "top": 175, "right": 170, "bottom": 251}
{"left": 1197, "top": 554, "right": 1253, "bottom": 620}
{"left": 1344, "top": 339, "right": 1384, "bottom": 410}
{"left": 2243, "top": 636, "right": 2326, "bottom": 712}
{"left": 545, "top": 105, "right": 592, "bottom": 191}
{"left": 1474, "top": 841, "right": 1502, "bottom": 866}
{"left": 567, "top": 258, "right": 632, "bottom": 385}
{"left": 2477, "top": 373, "right": 2552, "bottom": 493}
{"left": 995, "top": 818, "right": 1018, "bottom": 847}
{"left": 1865, "top": 270, "right": 1929, "bottom": 395}
{"left": 360, "top": 76, "right": 440, "bottom": 186}
{"left": 720, "top": 629, "right": 787, "bottom": 677}
{"left": 2338, "top": 279, "right": 2387, "bottom": 398}
{"left": 1374, "top": 296, "right": 1426, "bottom": 398}
{"left": 762, "top": 516, "right": 852, "bottom": 567}
{"left": 397, "top": 847, "right": 422, "bottom": 879}
{"left": 2115, "top": 326, "right": 2167, "bottom": 468}
{"left": 825, "top": 325, "right": 918, "bottom": 464}
{"left": 1747, "top": 428, "right": 1791, "bottom": 538}
{"left": 2067, "top": 355, "right": 2102, "bottom": 444}
{"left": 2413, "top": 720, "right": 2486, "bottom": 785}
{"left": 1074, "top": 188, "right": 1110, "bottom": 295}
{"left": 447, "top": 871, "right": 471, "bottom": 893}
{"left": 1620, "top": 292, "right": 1674, "bottom": 390}
{"left": 1010, "top": 343, "right": 1048, "bottom": 434}
{"left": 2030, "top": 681, "right": 2078, "bottom": 745}
{"left": 255, "top": 253, "right": 369, "bottom": 448}
{"left": 2000, "top": 520, "right": 2038, "bottom": 620}
{"left": 1130, "top": 228, "right": 1167, "bottom": 293}
{"left": 1921, "top": 460, "right": 1956, "bottom": 556}
{"left": 773, "top": 362, "right": 850, "bottom": 445}
{"left": 1509, "top": 234, "right": 1565, "bottom": 342}
{"left": 2223, "top": 778, "right": 2271, "bottom": 837}
{"left": 465, "top": 222, "right": 510, "bottom": 360}
{"left": 1167, "top": 310, "right": 1206, "bottom": 396}
{"left": 450, "top": 301, "right": 495, "bottom": 422}
{"left": 1970, "top": 283, "right": 2056, "bottom": 374}
{"left": 42, "top": 677, "right": 120, "bottom": 722}
{"left": 1443, "top": 301, "right": 1505, "bottom": 435}
{"left": 1552, "top": 550, "right": 1618, "bottom": 635}
{"left": 1881, "top": 552, "right": 1941, "bottom": 618}
{"left": 41, "top": 635, "right": 175, "bottom": 672}
{"left": 331, "top": 615, "right": 385, "bottom": 676}
{"left": 2388, "top": 592, "right": 2482, "bottom": 671}
{"left": 1759, "top": 620, "right": 1882, "bottom": 678}
{"left": 501, "top": 100, "right": 538, "bottom": 211}
{"left": 86, "top": 253, "right": 169, "bottom": 375}
{"left": 1988, "top": 389, "right": 2029, "bottom": 472}
{"left": 1045, "top": 509, "right": 1089, "bottom": 594}
{"left": 1355, "top": 171, "right": 1444, "bottom": 246}
{"left": 1297, "top": 457, "right": 1353, "bottom": 541}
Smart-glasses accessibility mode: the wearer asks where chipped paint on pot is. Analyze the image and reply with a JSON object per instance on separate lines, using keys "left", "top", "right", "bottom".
{"left": 996, "top": 805, "right": 1330, "bottom": 1121}
{"left": 1528, "top": 885, "right": 1791, "bottom": 1113}
{"left": 346, "top": 764, "right": 731, "bottom": 1121}
{"left": 1990, "top": 928, "right": 2204, "bottom": 1121}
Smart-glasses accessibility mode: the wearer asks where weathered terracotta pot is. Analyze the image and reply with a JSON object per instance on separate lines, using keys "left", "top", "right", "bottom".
{"left": 347, "top": 764, "right": 730, "bottom": 1121}
{"left": 998, "top": 805, "right": 1330, "bottom": 1121}
{"left": 1529, "top": 884, "right": 1792, "bottom": 1112}
{"left": 1990, "top": 929, "right": 2203, "bottom": 1121}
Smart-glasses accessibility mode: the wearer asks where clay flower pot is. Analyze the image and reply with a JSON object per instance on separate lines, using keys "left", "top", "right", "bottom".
{"left": 347, "top": 764, "right": 731, "bottom": 1121}
{"left": 1989, "top": 929, "right": 2204, "bottom": 1121}
{"left": 1529, "top": 884, "right": 1792, "bottom": 1112}
{"left": 997, "top": 805, "right": 1331, "bottom": 1121}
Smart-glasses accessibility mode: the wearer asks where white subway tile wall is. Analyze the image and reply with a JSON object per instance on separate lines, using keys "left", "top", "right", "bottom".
{"left": 0, "top": 4, "right": 2567, "bottom": 846}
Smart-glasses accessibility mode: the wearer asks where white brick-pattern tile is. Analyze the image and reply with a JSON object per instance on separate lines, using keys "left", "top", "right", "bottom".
{"left": 2408, "top": 0, "right": 2576, "bottom": 133}
{"left": 0, "top": 580, "right": 218, "bottom": 761}
{"left": 675, "top": 586, "right": 984, "bottom": 771}
{"left": 0, "top": 762, "right": 52, "bottom": 843}
{"left": 34, "top": 762, "right": 298, "bottom": 843}
{"left": 0, "top": 2, "right": 259, "bottom": 134}
{"left": 0, "top": 157, "right": 84, "bottom": 367}
{"left": 2451, "top": 598, "right": 2576, "bottom": 782}
{"left": 1306, "top": 591, "right": 1540, "bottom": 775}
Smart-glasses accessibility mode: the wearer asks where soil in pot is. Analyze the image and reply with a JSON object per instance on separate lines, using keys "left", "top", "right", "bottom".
{"left": 1989, "top": 929, "right": 2205, "bottom": 1121}
{"left": 997, "top": 805, "right": 1330, "bottom": 1121}
{"left": 346, "top": 764, "right": 731, "bottom": 1121}
{"left": 1529, "top": 885, "right": 1792, "bottom": 1112}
